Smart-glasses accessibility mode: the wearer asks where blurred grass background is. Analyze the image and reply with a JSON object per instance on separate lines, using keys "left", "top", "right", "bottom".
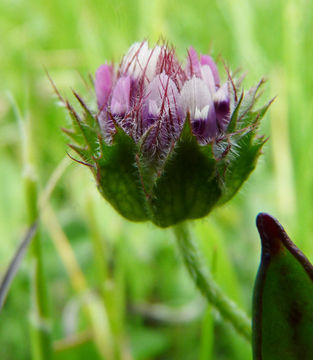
{"left": 0, "top": 0, "right": 312, "bottom": 359}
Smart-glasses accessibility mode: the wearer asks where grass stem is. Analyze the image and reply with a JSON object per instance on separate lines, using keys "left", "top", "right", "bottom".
{"left": 24, "top": 168, "right": 52, "bottom": 360}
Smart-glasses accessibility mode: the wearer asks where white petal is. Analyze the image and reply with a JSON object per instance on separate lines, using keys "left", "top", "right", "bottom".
{"left": 200, "top": 65, "right": 216, "bottom": 95}
{"left": 180, "top": 76, "right": 213, "bottom": 118}
{"left": 213, "top": 82, "right": 229, "bottom": 103}
{"left": 121, "top": 41, "right": 161, "bottom": 83}
{"left": 143, "top": 45, "right": 161, "bottom": 82}
{"left": 195, "top": 105, "right": 210, "bottom": 120}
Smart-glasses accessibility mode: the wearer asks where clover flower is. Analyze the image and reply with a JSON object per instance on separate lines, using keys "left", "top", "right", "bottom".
{"left": 95, "top": 42, "right": 230, "bottom": 151}
{"left": 63, "top": 41, "right": 272, "bottom": 227}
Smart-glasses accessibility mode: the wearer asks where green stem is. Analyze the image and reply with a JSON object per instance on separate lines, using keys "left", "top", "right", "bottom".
{"left": 174, "top": 222, "right": 251, "bottom": 342}
{"left": 25, "top": 169, "right": 52, "bottom": 360}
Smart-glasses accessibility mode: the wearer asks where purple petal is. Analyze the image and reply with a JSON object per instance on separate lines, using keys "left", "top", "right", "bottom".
{"left": 110, "top": 76, "right": 131, "bottom": 115}
{"left": 192, "top": 109, "right": 217, "bottom": 139}
{"left": 213, "top": 83, "right": 230, "bottom": 131}
{"left": 193, "top": 104, "right": 217, "bottom": 139}
{"left": 200, "top": 55, "right": 220, "bottom": 87}
{"left": 95, "top": 64, "right": 113, "bottom": 110}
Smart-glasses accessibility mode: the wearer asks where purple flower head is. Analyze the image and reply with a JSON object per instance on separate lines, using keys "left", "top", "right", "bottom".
{"left": 62, "top": 40, "right": 270, "bottom": 227}
{"left": 95, "top": 41, "right": 230, "bottom": 155}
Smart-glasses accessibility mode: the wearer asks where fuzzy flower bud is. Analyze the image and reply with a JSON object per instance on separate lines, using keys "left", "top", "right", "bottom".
{"left": 63, "top": 41, "right": 272, "bottom": 227}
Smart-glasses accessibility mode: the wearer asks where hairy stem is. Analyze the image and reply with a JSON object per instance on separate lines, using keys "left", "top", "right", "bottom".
{"left": 174, "top": 222, "right": 251, "bottom": 342}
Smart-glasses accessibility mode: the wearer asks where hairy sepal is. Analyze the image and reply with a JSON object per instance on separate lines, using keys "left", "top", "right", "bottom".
{"left": 218, "top": 128, "right": 265, "bottom": 205}
{"left": 149, "top": 120, "right": 221, "bottom": 227}
{"left": 96, "top": 126, "right": 149, "bottom": 222}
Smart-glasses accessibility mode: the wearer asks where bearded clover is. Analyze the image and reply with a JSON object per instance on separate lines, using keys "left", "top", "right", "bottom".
{"left": 56, "top": 41, "right": 274, "bottom": 341}
{"left": 62, "top": 41, "right": 271, "bottom": 228}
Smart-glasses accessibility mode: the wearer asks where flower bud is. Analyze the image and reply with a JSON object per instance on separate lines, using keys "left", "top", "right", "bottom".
{"left": 63, "top": 41, "right": 272, "bottom": 227}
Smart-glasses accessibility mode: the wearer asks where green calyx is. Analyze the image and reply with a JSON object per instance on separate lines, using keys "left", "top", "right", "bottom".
{"left": 63, "top": 81, "right": 271, "bottom": 228}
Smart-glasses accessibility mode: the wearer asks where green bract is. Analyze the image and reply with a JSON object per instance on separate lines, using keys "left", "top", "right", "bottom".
{"left": 253, "top": 213, "right": 313, "bottom": 359}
